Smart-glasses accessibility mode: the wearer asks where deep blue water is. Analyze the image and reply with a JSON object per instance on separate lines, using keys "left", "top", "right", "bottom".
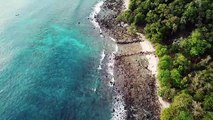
{"left": 0, "top": 0, "right": 113, "bottom": 119}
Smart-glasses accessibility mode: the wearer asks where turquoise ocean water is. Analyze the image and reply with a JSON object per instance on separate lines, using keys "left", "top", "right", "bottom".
{"left": 0, "top": 0, "right": 114, "bottom": 119}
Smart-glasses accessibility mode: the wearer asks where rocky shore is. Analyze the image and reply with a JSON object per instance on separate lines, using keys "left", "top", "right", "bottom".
{"left": 96, "top": 0, "right": 161, "bottom": 119}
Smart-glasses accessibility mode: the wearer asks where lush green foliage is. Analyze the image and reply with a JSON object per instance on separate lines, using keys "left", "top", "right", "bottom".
{"left": 120, "top": 0, "right": 213, "bottom": 119}
{"left": 161, "top": 93, "right": 194, "bottom": 120}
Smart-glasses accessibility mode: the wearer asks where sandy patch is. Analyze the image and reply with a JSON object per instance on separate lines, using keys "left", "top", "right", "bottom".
{"left": 123, "top": 0, "right": 129, "bottom": 10}
{"left": 138, "top": 33, "right": 170, "bottom": 108}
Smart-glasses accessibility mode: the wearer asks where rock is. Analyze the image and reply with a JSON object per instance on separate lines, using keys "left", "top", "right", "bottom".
{"left": 123, "top": 23, "right": 129, "bottom": 28}
{"left": 121, "top": 22, "right": 124, "bottom": 27}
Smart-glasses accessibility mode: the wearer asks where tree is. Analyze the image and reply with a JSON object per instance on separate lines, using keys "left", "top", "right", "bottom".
{"left": 146, "top": 10, "right": 159, "bottom": 23}
{"left": 164, "top": 16, "right": 180, "bottom": 33}
{"left": 158, "top": 69, "right": 171, "bottom": 87}
{"left": 129, "top": 0, "right": 137, "bottom": 11}
{"left": 180, "top": 30, "right": 211, "bottom": 57}
{"left": 161, "top": 93, "right": 194, "bottom": 120}
{"left": 192, "top": 101, "right": 204, "bottom": 119}
{"left": 134, "top": 13, "right": 145, "bottom": 25}
{"left": 145, "top": 22, "right": 164, "bottom": 42}
{"left": 190, "top": 65, "right": 213, "bottom": 101}
{"left": 173, "top": 110, "right": 194, "bottom": 120}
{"left": 204, "top": 112, "right": 213, "bottom": 120}
{"left": 172, "top": 93, "right": 193, "bottom": 109}
{"left": 171, "top": 69, "right": 182, "bottom": 86}
{"left": 161, "top": 107, "right": 173, "bottom": 120}
{"left": 120, "top": 0, "right": 213, "bottom": 119}
{"left": 159, "top": 86, "right": 176, "bottom": 100}
{"left": 117, "top": 10, "right": 131, "bottom": 22}
{"left": 155, "top": 44, "right": 168, "bottom": 57}
{"left": 173, "top": 53, "right": 190, "bottom": 73}
{"left": 158, "top": 55, "right": 172, "bottom": 69}
{"left": 182, "top": 2, "right": 198, "bottom": 23}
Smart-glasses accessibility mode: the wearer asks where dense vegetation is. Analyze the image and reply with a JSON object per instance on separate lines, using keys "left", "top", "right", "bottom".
{"left": 118, "top": 0, "right": 213, "bottom": 119}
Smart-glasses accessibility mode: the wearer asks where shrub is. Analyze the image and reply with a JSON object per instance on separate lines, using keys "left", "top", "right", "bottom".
{"left": 173, "top": 110, "right": 194, "bottom": 120}
{"left": 134, "top": 13, "right": 145, "bottom": 25}
{"left": 203, "top": 93, "right": 213, "bottom": 111}
{"left": 172, "top": 93, "right": 193, "bottom": 109}
{"left": 161, "top": 107, "right": 173, "bottom": 120}
{"left": 158, "top": 69, "right": 171, "bottom": 87}
{"left": 204, "top": 112, "right": 213, "bottom": 120}
{"left": 145, "top": 22, "right": 164, "bottom": 42}
{"left": 155, "top": 44, "right": 168, "bottom": 57}
{"left": 180, "top": 30, "right": 211, "bottom": 57}
{"left": 127, "top": 24, "right": 137, "bottom": 34}
{"left": 159, "top": 87, "right": 176, "bottom": 100}
{"left": 161, "top": 107, "right": 193, "bottom": 120}
{"left": 171, "top": 69, "right": 182, "bottom": 86}
{"left": 158, "top": 55, "right": 172, "bottom": 70}
{"left": 117, "top": 10, "right": 131, "bottom": 22}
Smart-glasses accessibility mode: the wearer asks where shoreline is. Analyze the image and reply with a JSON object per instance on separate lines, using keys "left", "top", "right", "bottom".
{"left": 96, "top": 0, "right": 161, "bottom": 119}
{"left": 91, "top": 0, "right": 167, "bottom": 119}
{"left": 90, "top": 2, "right": 127, "bottom": 120}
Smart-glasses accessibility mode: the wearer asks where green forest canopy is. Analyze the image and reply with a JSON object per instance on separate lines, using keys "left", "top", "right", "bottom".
{"left": 118, "top": 0, "right": 213, "bottom": 119}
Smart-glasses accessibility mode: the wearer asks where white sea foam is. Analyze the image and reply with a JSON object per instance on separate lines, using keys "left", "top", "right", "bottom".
{"left": 107, "top": 40, "right": 118, "bottom": 86}
{"left": 105, "top": 53, "right": 115, "bottom": 88}
{"left": 109, "top": 39, "right": 127, "bottom": 120}
{"left": 111, "top": 94, "right": 127, "bottom": 120}
{"left": 98, "top": 50, "right": 106, "bottom": 70}
{"left": 89, "top": 1, "right": 104, "bottom": 29}
{"left": 90, "top": 2, "right": 127, "bottom": 120}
